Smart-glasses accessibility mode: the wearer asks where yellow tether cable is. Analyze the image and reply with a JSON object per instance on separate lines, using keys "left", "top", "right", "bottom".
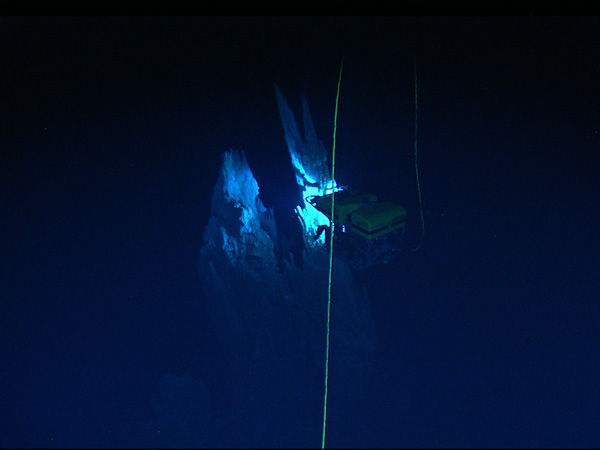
{"left": 322, "top": 53, "right": 344, "bottom": 449}
{"left": 411, "top": 52, "right": 425, "bottom": 252}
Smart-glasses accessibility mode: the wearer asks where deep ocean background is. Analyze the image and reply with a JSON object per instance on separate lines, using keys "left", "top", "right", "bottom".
{"left": 1, "top": 16, "right": 599, "bottom": 448}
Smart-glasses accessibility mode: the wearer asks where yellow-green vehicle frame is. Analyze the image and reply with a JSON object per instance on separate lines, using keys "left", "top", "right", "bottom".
{"left": 308, "top": 190, "right": 407, "bottom": 269}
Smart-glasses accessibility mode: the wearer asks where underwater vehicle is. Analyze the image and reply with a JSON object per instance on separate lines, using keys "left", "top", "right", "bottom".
{"left": 308, "top": 189, "right": 407, "bottom": 270}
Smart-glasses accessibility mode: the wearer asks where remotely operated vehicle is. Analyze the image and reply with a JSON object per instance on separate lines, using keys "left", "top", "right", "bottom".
{"left": 308, "top": 189, "right": 407, "bottom": 270}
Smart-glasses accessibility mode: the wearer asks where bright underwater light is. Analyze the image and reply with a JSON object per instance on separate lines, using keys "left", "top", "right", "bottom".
{"left": 294, "top": 177, "right": 343, "bottom": 244}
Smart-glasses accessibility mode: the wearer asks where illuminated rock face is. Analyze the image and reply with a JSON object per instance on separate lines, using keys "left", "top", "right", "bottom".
{"left": 198, "top": 88, "right": 375, "bottom": 447}
{"left": 202, "top": 149, "right": 278, "bottom": 275}
{"left": 274, "top": 83, "right": 339, "bottom": 245}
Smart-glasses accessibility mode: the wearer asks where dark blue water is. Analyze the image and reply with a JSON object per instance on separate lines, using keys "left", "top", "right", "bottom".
{"left": 1, "top": 16, "right": 598, "bottom": 448}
